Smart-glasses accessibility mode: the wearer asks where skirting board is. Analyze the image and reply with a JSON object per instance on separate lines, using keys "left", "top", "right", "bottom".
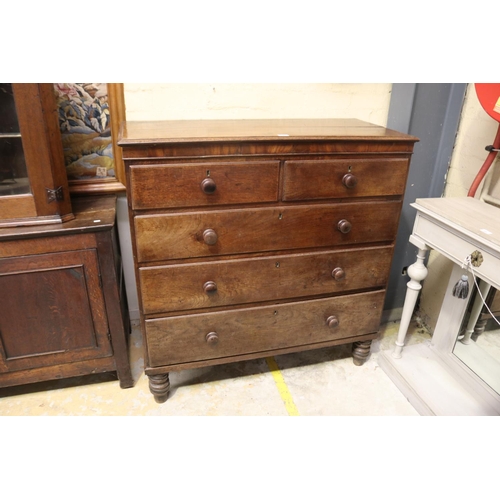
{"left": 378, "top": 342, "right": 500, "bottom": 416}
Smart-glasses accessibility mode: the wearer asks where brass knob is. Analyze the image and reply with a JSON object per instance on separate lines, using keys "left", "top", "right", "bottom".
{"left": 331, "top": 267, "right": 345, "bottom": 281}
{"left": 337, "top": 219, "right": 352, "bottom": 234}
{"left": 342, "top": 173, "right": 357, "bottom": 188}
{"left": 203, "top": 228, "right": 218, "bottom": 245}
{"left": 200, "top": 177, "right": 217, "bottom": 194}
{"left": 327, "top": 316, "right": 339, "bottom": 328}
{"left": 203, "top": 281, "right": 217, "bottom": 293}
{"left": 206, "top": 332, "right": 219, "bottom": 344}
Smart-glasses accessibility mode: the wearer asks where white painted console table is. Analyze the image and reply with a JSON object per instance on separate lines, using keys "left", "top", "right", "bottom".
{"left": 379, "top": 197, "right": 500, "bottom": 415}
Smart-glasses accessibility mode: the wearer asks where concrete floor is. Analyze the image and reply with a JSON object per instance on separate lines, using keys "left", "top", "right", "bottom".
{"left": 0, "top": 319, "right": 431, "bottom": 416}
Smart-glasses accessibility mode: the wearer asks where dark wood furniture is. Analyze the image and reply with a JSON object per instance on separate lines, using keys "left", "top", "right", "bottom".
{"left": 0, "top": 83, "right": 73, "bottom": 227}
{"left": 0, "top": 195, "right": 133, "bottom": 390}
{"left": 119, "top": 118, "right": 418, "bottom": 403}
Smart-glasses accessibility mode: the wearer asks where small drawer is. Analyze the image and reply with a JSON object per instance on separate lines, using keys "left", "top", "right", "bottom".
{"left": 134, "top": 201, "right": 402, "bottom": 263}
{"left": 139, "top": 246, "right": 393, "bottom": 314}
{"left": 282, "top": 158, "right": 409, "bottom": 201}
{"left": 129, "top": 161, "right": 280, "bottom": 209}
{"left": 145, "top": 290, "right": 385, "bottom": 367}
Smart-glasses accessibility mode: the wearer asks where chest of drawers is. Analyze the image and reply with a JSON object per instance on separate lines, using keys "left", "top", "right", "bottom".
{"left": 119, "top": 118, "right": 418, "bottom": 403}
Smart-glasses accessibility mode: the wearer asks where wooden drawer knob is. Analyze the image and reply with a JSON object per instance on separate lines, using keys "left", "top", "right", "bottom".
{"left": 327, "top": 316, "right": 339, "bottom": 328}
{"left": 337, "top": 219, "right": 352, "bottom": 234}
{"left": 206, "top": 332, "right": 219, "bottom": 344}
{"left": 203, "top": 228, "right": 218, "bottom": 245}
{"left": 331, "top": 267, "right": 345, "bottom": 281}
{"left": 342, "top": 173, "right": 358, "bottom": 188}
{"left": 200, "top": 177, "right": 217, "bottom": 194}
{"left": 203, "top": 281, "right": 217, "bottom": 293}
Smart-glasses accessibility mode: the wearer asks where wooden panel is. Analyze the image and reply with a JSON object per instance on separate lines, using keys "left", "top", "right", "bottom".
{"left": 0, "top": 195, "right": 116, "bottom": 243}
{"left": 145, "top": 290, "right": 385, "bottom": 367}
{"left": 0, "top": 233, "right": 96, "bottom": 258}
{"left": 0, "top": 249, "right": 112, "bottom": 372}
{"left": 12, "top": 84, "right": 72, "bottom": 219}
{"left": 0, "top": 195, "right": 37, "bottom": 223}
{"left": 139, "top": 246, "right": 393, "bottom": 314}
{"left": 130, "top": 161, "right": 279, "bottom": 210}
{"left": 134, "top": 201, "right": 402, "bottom": 263}
{"left": 283, "top": 158, "right": 409, "bottom": 201}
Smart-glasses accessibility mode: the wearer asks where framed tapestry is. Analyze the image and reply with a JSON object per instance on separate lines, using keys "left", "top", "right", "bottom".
{"left": 54, "top": 83, "right": 126, "bottom": 194}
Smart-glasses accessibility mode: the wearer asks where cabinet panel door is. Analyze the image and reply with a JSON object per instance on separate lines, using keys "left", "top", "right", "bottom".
{"left": 0, "top": 249, "right": 112, "bottom": 373}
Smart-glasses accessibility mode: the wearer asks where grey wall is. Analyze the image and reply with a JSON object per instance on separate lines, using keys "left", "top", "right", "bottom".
{"left": 384, "top": 83, "right": 467, "bottom": 314}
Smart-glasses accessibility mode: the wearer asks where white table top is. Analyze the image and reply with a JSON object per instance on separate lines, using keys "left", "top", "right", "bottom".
{"left": 412, "top": 197, "right": 500, "bottom": 250}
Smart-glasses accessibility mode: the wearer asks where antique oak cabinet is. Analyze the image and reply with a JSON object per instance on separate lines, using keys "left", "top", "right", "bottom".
{"left": 118, "top": 119, "right": 418, "bottom": 403}
{"left": 0, "top": 196, "right": 133, "bottom": 390}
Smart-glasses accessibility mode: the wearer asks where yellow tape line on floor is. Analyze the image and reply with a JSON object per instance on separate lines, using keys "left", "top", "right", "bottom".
{"left": 266, "top": 357, "right": 300, "bottom": 416}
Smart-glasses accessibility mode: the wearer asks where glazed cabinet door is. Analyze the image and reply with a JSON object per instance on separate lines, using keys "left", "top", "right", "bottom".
{"left": 0, "top": 249, "right": 113, "bottom": 373}
{"left": 0, "top": 83, "right": 73, "bottom": 227}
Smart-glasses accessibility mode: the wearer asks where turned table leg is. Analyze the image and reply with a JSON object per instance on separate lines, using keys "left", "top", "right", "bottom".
{"left": 461, "top": 281, "right": 491, "bottom": 344}
{"left": 148, "top": 373, "right": 170, "bottom": 403}
{"left": 352, "top": 340, "right": 372, "bottom": 365}
{"left": 393, "top": 239, "right": 429, "bottom": 359}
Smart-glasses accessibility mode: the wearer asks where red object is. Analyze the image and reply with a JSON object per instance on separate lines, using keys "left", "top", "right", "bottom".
{"left": 468, "top": 84, "right": 500, "bottom": 197}
{"left": 475, "top": 83, "right": 500, "bottom": 122}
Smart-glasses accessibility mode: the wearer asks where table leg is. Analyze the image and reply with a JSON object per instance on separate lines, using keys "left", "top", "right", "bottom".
{"left": 461, "top": 280, "right": 491, "bottom": 345}
{"left": 393, "top": 245, "right": 429, "bottom": 359}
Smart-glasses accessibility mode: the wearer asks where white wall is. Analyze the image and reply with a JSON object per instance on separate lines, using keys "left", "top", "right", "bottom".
{"left": 124, "top": 83, "right": 392, "bottom": 124}
{"left": 120, "top": 83, "right": 393, "bottom": 319}
{"left": 418, "top": 84, "right": 500, "bottom": 331}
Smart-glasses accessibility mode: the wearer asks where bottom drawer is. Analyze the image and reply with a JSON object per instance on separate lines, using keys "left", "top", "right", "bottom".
{"left": 145, "top": 290, "right": 385, "bottom": 367}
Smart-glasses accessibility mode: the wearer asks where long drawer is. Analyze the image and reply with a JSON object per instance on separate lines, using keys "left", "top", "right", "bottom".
{"left": 134, "top": 200, "right": 402, "bottom": 263}
{"left": 282, "top": 158, "right": 409, "bottom": 201}
{"left": 139, "top": 246, "right": 393, "bottom": 314}
{"left": 145, "top": 290, "right": 385, "bottom": 367}
{"left": 129, "top": 161, "right": 280, "bottom": 209}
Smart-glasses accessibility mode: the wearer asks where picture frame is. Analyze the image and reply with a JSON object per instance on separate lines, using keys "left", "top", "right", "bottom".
{"left": 54, "top": 83, "right": 126, "bottom": 194}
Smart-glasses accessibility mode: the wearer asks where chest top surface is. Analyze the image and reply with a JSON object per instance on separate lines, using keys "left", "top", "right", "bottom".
{"left": 118, "top": 118, "right": 419, "bottom": 145}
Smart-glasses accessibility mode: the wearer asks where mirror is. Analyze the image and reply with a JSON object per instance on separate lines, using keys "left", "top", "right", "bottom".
{"left": 454, "top": 282, "right": 500, "bottom": 394}
{"left": 0, "top": 84, "right": 31, "bottom": 197}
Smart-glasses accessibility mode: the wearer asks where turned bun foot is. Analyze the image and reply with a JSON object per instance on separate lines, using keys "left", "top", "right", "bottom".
{"left": 148, "top": 373, "right": 170, "bottom": 403}
{"left": 352, "top": 340, "right": 372, "bottom": 366}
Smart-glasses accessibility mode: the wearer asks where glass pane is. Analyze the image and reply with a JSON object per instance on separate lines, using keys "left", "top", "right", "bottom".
{"left": 454, "top": 284, "right": 500, "bottom": 395}
{"left": 0, "top": 83, "right": 31, "bottom": 196}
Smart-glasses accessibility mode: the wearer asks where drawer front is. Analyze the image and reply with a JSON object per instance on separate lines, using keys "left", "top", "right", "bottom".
{"left": 283, "top": 158, "right": 409, "bottom": 201}
{"left": 139, "top": 246, "right": 393, "bottom": 314}
{"left": 134, "top": 200, "right": 402, "bottom": 263}
{"left": 414, "top": 214, "right": 500, "bottom": 289}
{"left": 145, "top": 290, "right": 385, "bottom": 367}
{"left": 129, "top": 161, "right": 280, "bottom": 209}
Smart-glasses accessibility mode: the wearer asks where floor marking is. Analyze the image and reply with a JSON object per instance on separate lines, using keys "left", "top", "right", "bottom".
{"left": 266, "top": 357, "right": 300, "bottom": 416}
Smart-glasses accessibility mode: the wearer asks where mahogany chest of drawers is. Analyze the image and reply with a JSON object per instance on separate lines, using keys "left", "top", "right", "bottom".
{"left": 119, "top": 118, "right": 418, "bottom": 403}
